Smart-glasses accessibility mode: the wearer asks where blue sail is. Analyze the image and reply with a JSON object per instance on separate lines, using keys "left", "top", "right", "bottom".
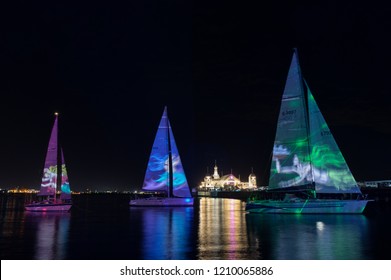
{"left": 142, "top": 108, "right": 170, "bottom": 192}
{"left": 169, "top": 120, "right": 191, "bottom": 197}
{"left": 141, "top": 107, "right": 191, "bottom": 198}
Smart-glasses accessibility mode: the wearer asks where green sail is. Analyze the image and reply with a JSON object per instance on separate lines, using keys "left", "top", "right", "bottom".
{"left": 269, "top": 50, "right": 361, "bottom": 195}
{"left": 307, "top": 84, "right": 360, "bottom": 193}
{"left": 268, "top": 51, "right": 313, "bottom": 191}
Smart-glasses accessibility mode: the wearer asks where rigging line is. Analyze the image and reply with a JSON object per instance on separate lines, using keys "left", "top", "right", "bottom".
{"left": 299, "top": 198, "right": 309, "bottom": 214}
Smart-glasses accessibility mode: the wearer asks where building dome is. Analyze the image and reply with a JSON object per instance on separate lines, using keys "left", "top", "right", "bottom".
{"left": 217, "top": 174, "right": 241, "bottom": 186}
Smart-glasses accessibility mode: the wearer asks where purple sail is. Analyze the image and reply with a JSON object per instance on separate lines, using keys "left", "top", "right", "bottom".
{"left": 37, "top": 115, "right": 72, "bottom": 200}
{"left": 38, "top": 116, "right": 59, "bottom": 196}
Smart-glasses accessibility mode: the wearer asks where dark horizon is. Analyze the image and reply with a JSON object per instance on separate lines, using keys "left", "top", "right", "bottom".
{"left": 1, "top": 1, "right": 391, "bottom": 191}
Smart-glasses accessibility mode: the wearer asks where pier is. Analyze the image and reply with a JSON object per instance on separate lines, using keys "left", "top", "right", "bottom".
{"left": 196, "top": 187, "right": 391, "bottom": 202}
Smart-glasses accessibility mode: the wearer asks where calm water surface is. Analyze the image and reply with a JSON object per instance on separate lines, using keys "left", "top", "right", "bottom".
{"left": 1, "top": 194, "right": 391, "bottom": 260}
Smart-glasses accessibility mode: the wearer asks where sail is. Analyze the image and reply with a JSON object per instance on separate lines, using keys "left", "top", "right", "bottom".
{"left": 38, "top": 116, "right": 58, "bottom": 196}
{"left": 142, "top": 108, "right": 170, "bottom": 192}
{"left": 60, "top": 148, "right": 72, "bottom": 200}
{"left": 268, "top": 50, "right": 313, "bottom": 191}
{"left": 307, "top": 85, "right": 361, "bottom": 194}
{"left": 168, "top": 120, "right": 191, "bottom": 197}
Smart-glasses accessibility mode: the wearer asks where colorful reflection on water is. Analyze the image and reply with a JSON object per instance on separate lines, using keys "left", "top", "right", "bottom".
{"left": 131, "top": 207, "right": 194, "bottom": 260}
{"left": 0, "top": 194, "right": 70, "bottom": 259}
{"left": 198, "top": 198, "right": 258, "bottom": 259}
{"left": 25, "top": 212, "right": 70, "bottom": 259}
{"left": 246, "top": 213, "right": 371, "bottom": 259}
{"left": 1, "top": 194, "right": 390, "bottom": 259}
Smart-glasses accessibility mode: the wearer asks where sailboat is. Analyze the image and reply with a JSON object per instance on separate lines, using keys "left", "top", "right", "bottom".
{"left": 246, "top": 49, "right": 370, "bottom": 214}
{"left": 129, "top": 107, "right": 194, "bottom": 207}
{"left": 25, "top": 113, "right": 72, "bottom": 212}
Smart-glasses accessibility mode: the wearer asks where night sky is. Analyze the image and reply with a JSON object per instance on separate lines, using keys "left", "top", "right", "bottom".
{"left": 1, "top": 1, "right": 390, "bottom": 191}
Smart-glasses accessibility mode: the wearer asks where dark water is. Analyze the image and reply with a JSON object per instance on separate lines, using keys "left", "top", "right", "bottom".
{"left": 1, "top": 194, "right": 391, "bottom": 260}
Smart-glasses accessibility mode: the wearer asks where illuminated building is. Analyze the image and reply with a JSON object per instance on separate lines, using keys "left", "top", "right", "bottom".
{"left": 199, "top": 162, "right": 257, "bottom": 190}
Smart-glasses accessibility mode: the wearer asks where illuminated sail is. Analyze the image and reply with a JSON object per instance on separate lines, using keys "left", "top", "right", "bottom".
{"left": 60, "top": 148, "right": 72, "bottom": 200}
{"left": 25, "top": 114, "right": 72, "bottom": 211}
{"left": 307, "top": 85, "right": 360, "bottom": 193}
{"left": 268, "top": 50, "right": 313, "bottom": 191}
{"left": 169, "top": 120, "right": 191, "bottom": 197}
{"left": 38, "top": 116, "right": 59, "bottom": 196}
{"left": 142, "top": 107, "right": 191, "bottom": 198}
{"left": 245, "top": 50, "right": 368, "bottom": 214}
{"left": 142, "top": 107, "right": 170, "bottom": 192}
{"left": 38, "top": 115, "right": 72, "bottom": 199}
{"left": 269, "top": 49, "right": 361, "bottom": 195}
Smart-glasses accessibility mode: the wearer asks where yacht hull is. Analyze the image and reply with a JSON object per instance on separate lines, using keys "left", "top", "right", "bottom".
{"left": 129, "top": 197, "right": 194, "bottom": 207}
{"left": 245, "top": 199, "right": 369, "bottom": 214}
{"left": 25, "top": 203, "right": 72, "bottom": 212}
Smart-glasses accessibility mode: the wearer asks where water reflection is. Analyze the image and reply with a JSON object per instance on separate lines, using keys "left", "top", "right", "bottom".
{"left": 198, "top": 198, "right": 258, "bottom": 259}
{"left": 0, "top": 196, "right": 30, "bottom": 259}
{"left": 0, "top": 194, "right": 381, "bottom": 260}
{"left": 246, "top": 214, "right": 370, "bottom": 259}
{"left": 132, "top": 207, "right": 194, "bottom": 259}
{"left": 24, "top": 212, "right": 70, "bottom": 259}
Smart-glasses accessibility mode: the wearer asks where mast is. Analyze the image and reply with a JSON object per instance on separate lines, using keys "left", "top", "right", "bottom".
{"left": 55, "top": 112, "right": 60, "bottom": 201}
{"left": 166, "top": 108, "right": 174, "bottom": 198}
{"left": 294, "top": 49, "right": 316, "bottom": 190}
{"left": 303, "top": 80, "right": 317, "bottom": 196}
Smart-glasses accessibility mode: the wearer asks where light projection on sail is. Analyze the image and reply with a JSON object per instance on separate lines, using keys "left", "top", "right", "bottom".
{"left": 60, "top": 166, "right": 71, "bottom": 200}
{"left": 269, "top": 52, "right": 360, "bottom": 194}
{"left": 25, "top": 113, "right": 72, "bottom": 212}
{"left": 268, "top": 51, "right": 312, "bottom": 191}
{"left": 307, "top": 86, "right": 358, "bottom": 193}
{"left": 169, "top": 122, "right": 191, "bottom": 198}
{"left": 141, "top": 107, "right": 191, "bottom": 198}
{"left": 40, "top": 166, "right": 58, "bottom": 196}
{"left": 38, "top": 116, "right": 59, "bottom": 197}
{"left": 246, "top": 49, "right": 368, "bottom": 214}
